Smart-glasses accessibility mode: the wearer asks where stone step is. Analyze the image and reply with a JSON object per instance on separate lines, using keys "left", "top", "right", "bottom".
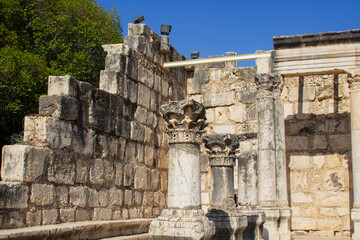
{"left": 0, "top": 219, "right": 154, "bottom": 240}
{"left": 292, "top": 236, "right": 351, "bottom": 240}
{"left": 100, "top": 233, "right": 151, "bottom": 240}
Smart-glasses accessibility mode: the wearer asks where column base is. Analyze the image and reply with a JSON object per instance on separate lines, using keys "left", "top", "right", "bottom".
{"left": 149, "top": 208, "right": 215, "bottom": 240}
{"left": 206, "top": 209, "right": 248, "bottom": 240}
{"left": 261, "top": 208, "right": 292, "bottom": 240}
{"left": 352, "top": 208, "right": 360, "bottom": 240}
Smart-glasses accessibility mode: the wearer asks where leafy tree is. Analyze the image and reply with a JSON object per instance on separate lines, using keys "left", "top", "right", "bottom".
{"left": 0, "top": 0, "right": 123, "bottom": 151}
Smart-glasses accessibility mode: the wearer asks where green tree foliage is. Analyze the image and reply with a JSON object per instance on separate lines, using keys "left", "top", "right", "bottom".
{"left": 0, "top": 0, "right": 123, "bottom": 149}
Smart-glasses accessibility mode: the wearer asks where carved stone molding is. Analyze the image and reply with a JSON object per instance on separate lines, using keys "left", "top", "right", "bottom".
{"left": 161, "top": 99, "right": 207, "bottom": 144}
{"left": 203, "top": 134, "right": 239, "bottom": 167}
{"left": 255, "top": 73, "right": 283, "bottom": 98}
{"left": 348, "top": 69, "right": 360, "bottom": 91}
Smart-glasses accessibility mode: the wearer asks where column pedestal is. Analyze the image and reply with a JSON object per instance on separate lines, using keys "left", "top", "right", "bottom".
{"left": 149, "top": 99, "right": 215, "bottom": 240}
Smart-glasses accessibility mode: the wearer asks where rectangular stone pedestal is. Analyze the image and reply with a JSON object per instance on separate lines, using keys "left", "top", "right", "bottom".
{"left": 149, "top": 209, "right": 215, "bottom": 240}
{"left": 206, "top": 209, "right": 248, "bottom": 240}
{"left": 236, "top": 208, "right": 266, "bottom": 240}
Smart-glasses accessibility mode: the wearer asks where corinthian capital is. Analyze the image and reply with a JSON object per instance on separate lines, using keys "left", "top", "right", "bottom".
{"left": 203, "top": 134, "right": 239, "bottom": 166}
{"left": 348, "top": 69, "right": 360, "bottom": 91}
{"left": 161, "top": 99, "right": 207, "bottom": 144}
{"left": 255, "top": 73, "right": 283, "bottom": 98}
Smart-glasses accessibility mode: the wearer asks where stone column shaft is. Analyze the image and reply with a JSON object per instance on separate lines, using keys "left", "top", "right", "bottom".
{"left": 349, "top": 72, "right": 360, "bottom": 240}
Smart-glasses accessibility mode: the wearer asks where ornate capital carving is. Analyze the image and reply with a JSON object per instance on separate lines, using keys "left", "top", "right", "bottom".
{"left": 203, "top": 134, "right": 239, "bottom": 167}
{"left": 348, "top": 70, "right": 360, "bottom": 91}
{"left": 161, "top": 99, "right": 207, "bottom": 144}
{"left": 255, "top": 73, "right": 283, "bottom": 98}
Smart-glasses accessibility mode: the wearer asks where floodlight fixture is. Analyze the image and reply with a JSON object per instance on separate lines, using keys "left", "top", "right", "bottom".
{"left": 191, "top": 51, "right": 200, "bottom": 59}
{"left": 133, "top": 15, "right": 145, "bottom": 24}
{"left": 160, "top": 25, "right": 172, "bottom": 35}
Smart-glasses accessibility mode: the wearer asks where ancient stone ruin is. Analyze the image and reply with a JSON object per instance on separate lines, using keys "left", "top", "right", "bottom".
{"left": 1, "top": 23, "right": 360, "bottom": 240}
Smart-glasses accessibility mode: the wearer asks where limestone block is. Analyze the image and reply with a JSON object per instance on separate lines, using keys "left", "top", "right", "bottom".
{"left": 134, "top": 106, "right": 148, "bottom": 125}
{"left": 130, "top": 121, "right": 145, "bottom": 142}
{"left": 237, "top": 91, "right": 257, "bottom": 104}
{"left": 92, "top": 208, "right": 112, "bottom": 221}
{"left": 89, "top": 90, "right": 112, "bottom": 132}
{"left": 214, "top": 107, "right": 228, "bottom": 124}
{"left": 89, "top": 189, "right": 109, "bottom": 208}
{"left": 161, "top": 80, "right": 169, "bottom": 97}
{"left": 99, "top": 70, "right": 128, "bottom": 98}
{"left": 316, "top": 218, "right": 343, "bottom": 231}
{"left": 60, "top": 208, "right": 75, "bottom": 222}
{"left": 39, "top": 95, "right": 79, "bottom": 120}
{"left": 128, "top": 79, "right": 138, "bottom": 104}
{"left": 48, "top": 75, "right": 78, "bottom": 97}
{"left": 145, "top": 146, "right": 155, "bottom": 167}
{"left": 126, "top": 57, "right": 138, "bottom": 80}
{"left": 125, "top": 189, "right": 133, "bottom": 206}
{"left": 291, "top": 217, "right": 317, "bottom": 230}
{"left": 48, "top": 152, "right": 75, "bottom": 185}
{"left": 134, "top": 191, "right": 143, "bottom": 206}
{"left": 76, "top": 159, "right": 88, "bottom": 184}
{"left": 0, "top": 182, "right": 28, "bottom": 209}
{"left": 150, "top": 90, "right": 158, "bottom": 112}
{"left": 104, "top": 160, "right": 115, "bottom": 185}
{"left": 134, "top": 166, "right": 148, "bottom": 190}
{"left": 143, "top": 191, "right": 154, "bottom": 207}
{"left": 75, "top": 209, "right": 90, "bottom": 221}
{"left": 289, "top": 155, "right": 310, "bottom": 170}
{"left": 30, "top": 184, "right": 55, "bottom": 206}
{"left": 291, "top": 193, "right": 313, "bottom": 204}
{"left": 160, "top": 36, "right": 170, "bottom": 53}
{"left": 104, "top": 52, "right": 126, "bottom": 71}
{"left": 128, "top": 23, "right": 150, "bottom": 37}
{"left": 1, "top": 145, "right": 48, "bottom": 182}
{"left": 42, "top": 209, "right": 58, "bottom": 225}
{"left": 151, "top": 169, "right": 160, "bottom": 191}
{"left": 122, "top": 209, "right": 129, "bottom": 219}
{"left": 26, "top": 211, "right": 41, "bottom": 226}
{"left": 138, "top": 66, "right": 154, "bottom": 88}
{"left": 124, "top": 164, "right": 134, "bottom": 187}
{"left": 288, "top": 87, "right": 299, "bottom": 102}
{"left": 90, "top": 159, "right": 105, "bottom": 185}
{"left": 326, "top": 154, "right": 341, "bottom": 169}
{"left": 329, "top": 134, "right": 351, "bottom": 151}
{"left": 229, "top": 105, "right": 247, "bottom": 123}
{"left": 124, "top": 35, "right": 146, "bottom": 54}
{"left": 304, "top": 86, "right": 316, "bottom": 101}
{"left": 286, "top": 136, "right": 308, "bottom": 151}
{"left": 283, "top": 103, "right": 293, "bottom": 119}
{"left": 205, "top": 108, "right": 215, "bottom": 123}
{"left": 109, "top": 188, "right": 123, "bottom": 206}
{"left": 69, "top": 186, "right": 87, "bottom": 207}
{"left": 56, "top": 186, "right": 68, "bottom": 207}
{"left": 115, "top": 162, "right": 123, "bottom": 186}
{"left": 24, "top": 116, "right": 72, "bottom": 149}
{"left": 203, "top": 92, "right": 236, "bottom": 107}
{"left": 213, "top": 125, "right": 236, "bottom": 134}
{"left": 137, "top": 84, "right": 151, "bottom": 109}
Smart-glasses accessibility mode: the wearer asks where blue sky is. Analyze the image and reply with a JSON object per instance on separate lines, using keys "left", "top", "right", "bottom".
{"left": 96, "top": 0, "right": 359, "bottom": 65}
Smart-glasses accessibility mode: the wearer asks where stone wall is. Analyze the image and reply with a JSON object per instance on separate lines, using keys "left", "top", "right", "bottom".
{"left": 186, "top": 58, "right": 258, "bottom": 211}
{"left": 0, "top": 23, "right": 186, "bottom": 229}
{"left": 283, "top": 73, "right": 351, "bottom": 237}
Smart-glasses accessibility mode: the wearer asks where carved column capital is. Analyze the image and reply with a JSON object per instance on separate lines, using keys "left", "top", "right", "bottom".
{"left": 348, "top": 70, "right": 360, "bottom": 91}
{"left": 203, "top": 134, "right": 239, "bottom": 166}
{"left": 255, "top": 73, "right": 283, "bottom": 98}
{"left": 161, "top": 99, "right": 207, "bottom": 144}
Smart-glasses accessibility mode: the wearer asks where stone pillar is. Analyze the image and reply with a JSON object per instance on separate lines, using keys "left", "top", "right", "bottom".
{"left": 255, "top": 73, "right": 291, "bottom": 240}
{"left": 203, "top": 134, "right": 248, "bottom": 240}
{"left": 348, "top": 71, "right": 360, "bottom": 240}
{"left": 149, "top": 99, "right": 215, "bottom": 240}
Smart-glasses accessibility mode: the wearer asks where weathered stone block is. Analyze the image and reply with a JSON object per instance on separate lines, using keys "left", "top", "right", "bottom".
{"left": 115, "top": 162, "right": 123, "bottom": 186}
{"left": 48, "top": 75, "right": 78, "bottom": 97}
{"left": 138, "top": 84, "right": 151, "bottom": 109}
{"left": 289, "top": 155, "right": 310, "bottom": 170}
{"left": 160, "top": 36, "right": 170, "bottom": 53}
{"left": 329, "top": 134, "right": 351, "bottom": 151}
{"left": 42, "top": 209, "right": 58, "bottom": 225}
{"left": 124, "top": 164, "right": 134, "bottom": 186}
{"left": 128, "top": 23, "right": 150, "bottom": 37}
{"left": 134, "top": 166, "right": 148, "bottom": 190}
{"left": 90, "top": 159, "right": 105, "bottom": 185}
{"left": 213, "top": 125, "right": 236, "bottom": 134}
{"left": 161, "top": 80, "right": 169, "bottom": 97}
{"left": 229, "top": 105, "right": 247, "bottom": 123}
{"left": 286, "top": 136, "right": 308, "bottom": 151}
{"left": 30, "top": 184, "right": 55, "bottom": 206}
{"left": 76, "top": 158, "right": 88, "bottom": 184}
{"left": 110, "top": 188, "right": 123, "bottom": 206}
{"left": 56, "top": 186, "right": 68, "bottom": 207}
{"left": 88, "top": 188, "right": 108, "bottom": 208}
{"left": 60, "top": 208, "right": 75, "bottom": 223}
{"left": 26, "top": 211, "right": 41, "bottom": 226}
{"left": 48, "top": 151, "right": 75, "bottom": 185}
{"left": 291, "top": 217, "right": 316, "bottom": 230}
{"left": 125, "top": 189, "right": 133, "bottom": 206}
{"left": 99, "top": 70, "right": 128, "bottom": 98}
{"left": 130, "top": 121, "right": 145, "bottom": 142}
{"left": 1, "top": 145, "right": 48, "bottom": 182}
{"left": 124, "top": 35, "right": 146, "bottom": 54}
{"left": 24, "top": 116, "right": 72, "bottom": 149}
{"left": 39, "top": 95, "right": 79, "bottom": 121}
{"left": 135, "top": 106, "right": 148, "bottom": 125}
{"left": 104, "top": 52, "right": 126, "bottom": 71}
{"left": 313, "top": 135, "right": 327, "bottom": 150}
{"left": 203, "top": 91, "right": 236, "bottom": 107}
{"left": 139, "top": 66, "right": 154, "bottom": 88}
{"left": 93, "top": 208, "right": 112, "bottom": 221}
{"left": 69, "top": 186, "right": 87, "bottom": 207}
{"left": 126, "top": 57, "right": 138, "bottom": 80}
{"left": 76, "top": 209, "right": 90, "bottom": 221}
{"left": 0, "top": 182, "right": 28, "bottom": 209}
{"left": 291, "top": 192, "right": 313, "bottom": 203}
{"left": 89, "top": 91, "right": 112, "bottom": 132}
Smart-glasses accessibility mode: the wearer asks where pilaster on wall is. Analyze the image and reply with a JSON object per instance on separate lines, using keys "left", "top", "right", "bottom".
{"left": 0, "top": 23, "right": 187, "bottom": 230}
